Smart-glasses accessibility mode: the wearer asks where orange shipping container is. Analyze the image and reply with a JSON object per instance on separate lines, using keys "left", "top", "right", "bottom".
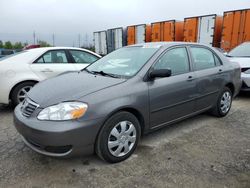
{"left": 221, "top": 9, "right": 250, "bottom": 51}
{"left": 127, "top": 24, "right": 151, "bottom": 45}
{"left": 151, "top": 20, "right": 184, "bottom": 42}
{"left": 183, "top": 14, "right": 222, "bottom": 47}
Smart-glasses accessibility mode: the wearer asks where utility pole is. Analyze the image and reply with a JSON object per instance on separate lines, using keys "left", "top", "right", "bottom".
{"left": 85, "top": 34, "right": 89, "bottom": 48}
{"left": 33, "top": 31, "right": 36, "bottom": 44}
{"left": 52, "top": 33, "right": 55, "bottom": 46}
{"left": 78, "top": 34, "right": 81, "bottom": 48}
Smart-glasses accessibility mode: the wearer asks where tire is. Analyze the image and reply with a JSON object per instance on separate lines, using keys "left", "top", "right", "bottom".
{"left": 211, "top": 87, "right": 232, "bottom": 117}
{"left": 95, "top": 111, "right": 141, "bottom": 163}
{"left": 11, "top": 81, "right": 36, "bottom": 106}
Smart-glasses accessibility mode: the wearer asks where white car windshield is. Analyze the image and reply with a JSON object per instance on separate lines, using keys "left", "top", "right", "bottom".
{"left": 86, "top": 46, "right": 159, "bottom": 78}
{"left": 228, "top": 43, "right": 250, "bottom": 57}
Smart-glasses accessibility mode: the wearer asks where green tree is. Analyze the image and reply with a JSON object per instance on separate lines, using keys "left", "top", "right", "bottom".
{"left": 4, "top": 41, "right": 13, "bottom": 49}
{"left": 37, "top": 40, "right": 51, "bottom": 47}
{"left": 13, "top": 42, "right": 24, "bottom": 49}
{"left": 0, "top": 40, "right": 3, "bottom": 48}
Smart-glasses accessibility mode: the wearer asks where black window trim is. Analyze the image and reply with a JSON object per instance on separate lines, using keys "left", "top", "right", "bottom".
{"left": 33, "top": 49, "right": 72, "bottom": 64}
{"left": 187, "top": 45, "right": 223, "bottom": 71}
{"left": 150, "top": 45, "right": 192, "bottom": 77}
{"left": 67, "top": 49, "right": 100, "bottom": 64}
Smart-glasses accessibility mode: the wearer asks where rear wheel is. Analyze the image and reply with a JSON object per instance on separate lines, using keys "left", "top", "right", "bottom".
{"left": 11, "top": 81, "right": 36, "bottom": 106}
{"left": 95, "top": 111, "right": 141, "bottom": 163}
{"left": 211, "top": 87, "right": 232, "bottom": 117}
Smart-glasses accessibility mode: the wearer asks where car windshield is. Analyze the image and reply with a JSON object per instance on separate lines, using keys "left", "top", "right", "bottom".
{"left": 228, "top": 43, "right": 250, "bottom": 57}
{"left": 85, "top": 46, "right": 159, "bottom": 78}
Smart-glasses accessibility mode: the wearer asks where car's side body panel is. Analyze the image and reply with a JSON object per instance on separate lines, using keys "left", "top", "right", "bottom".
{"left": 148, "top": 72, "right": 197, "bottom": 128}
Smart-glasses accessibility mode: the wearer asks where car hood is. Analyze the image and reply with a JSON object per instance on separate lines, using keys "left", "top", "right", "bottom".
{"left": 228, "top": 57, "right": 250, "bottom": 68}
{"left": 27, "top": 71, "right": 126, "bottom": 107}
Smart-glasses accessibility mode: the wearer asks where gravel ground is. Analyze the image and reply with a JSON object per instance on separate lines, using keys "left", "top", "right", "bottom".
{"left": 0, "top": 94, "right": 250, "bottom": 188}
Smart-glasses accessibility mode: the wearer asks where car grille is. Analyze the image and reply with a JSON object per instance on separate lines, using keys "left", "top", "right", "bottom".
{"left": 21, "top": 98, "right": 39, "bottom": 117}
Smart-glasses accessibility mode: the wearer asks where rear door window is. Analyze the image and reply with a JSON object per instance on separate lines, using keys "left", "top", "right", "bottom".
{"left": 190, "top": 47, "right": 216, "bottom": 70}
{"left": 36, "top": 50, "right": 68, "bottom": 63}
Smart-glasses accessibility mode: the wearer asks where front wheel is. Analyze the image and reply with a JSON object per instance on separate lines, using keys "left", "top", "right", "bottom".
{"left": 95, "top": 111, "right": 141, "bottom": 163}
{"left": 11, "top": 81, "right": 36, "bottom": 106}
{"left": 211, "top": 87, "right": 232, "bottom": 117}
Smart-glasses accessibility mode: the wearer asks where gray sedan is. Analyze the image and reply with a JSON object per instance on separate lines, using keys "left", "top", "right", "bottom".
{"left": 14, "top": 42, "right": 241, "bottom": 163}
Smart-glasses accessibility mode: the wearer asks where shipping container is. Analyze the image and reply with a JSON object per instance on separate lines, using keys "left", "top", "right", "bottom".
{"left": 127, "top": 24, "right": 151, "bottom": 45}
{"left": 151, "top": 20, "right": 184, "bottom": 42}
{"left": 183, "top": 14, "right": 222, "bottom": 47}
{"left": 94, "top": 31, "right": 107, "bottom": 55}
{"left": 107, "top": 27, "right": 126, "bottom": 53}
{"left": 221, "top": 9, "right": 250, "bottom": 51}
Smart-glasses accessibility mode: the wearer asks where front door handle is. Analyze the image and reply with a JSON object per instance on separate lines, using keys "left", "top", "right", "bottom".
{"left": 41, "top": 69, "right": 53, "bottom": 73}
{"left": 187, "top": 75, "right": 195, "bottom": 81}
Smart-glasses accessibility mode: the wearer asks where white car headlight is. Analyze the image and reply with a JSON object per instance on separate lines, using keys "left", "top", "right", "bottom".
{"left": 37, "top": 102, "right": 88, "bottom": 121}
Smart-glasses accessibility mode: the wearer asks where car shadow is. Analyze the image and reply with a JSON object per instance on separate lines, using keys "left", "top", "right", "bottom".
{"left": 0, "top": 104, "right": 14, "bottom": 113}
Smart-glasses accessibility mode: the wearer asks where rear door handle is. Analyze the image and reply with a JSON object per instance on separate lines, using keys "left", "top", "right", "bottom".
{"left": 41, "top": 69, "right": 53, "bottom": 73}
{"left": 187, "top": 75, "right": 195, "bottom": 81}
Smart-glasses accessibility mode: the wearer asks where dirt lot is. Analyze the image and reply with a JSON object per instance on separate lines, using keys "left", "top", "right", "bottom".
{"left": 0, "top": 94, "right": 250, "bottom": 188}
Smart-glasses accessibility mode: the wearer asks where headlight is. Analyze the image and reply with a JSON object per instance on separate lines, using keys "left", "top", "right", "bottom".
{"left": 37, "top": 102, "right": 88, "bottom": 121}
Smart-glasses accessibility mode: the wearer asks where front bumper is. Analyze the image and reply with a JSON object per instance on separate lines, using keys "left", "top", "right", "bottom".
{"left": 14, "top": 104, "right": 104, "bottom": 157}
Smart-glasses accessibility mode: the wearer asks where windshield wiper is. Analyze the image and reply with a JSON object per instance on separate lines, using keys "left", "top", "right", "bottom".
{"left": 92, "top": 71, "right": 120, "bottom": 78}
{"left": 81, "top": 68, "right": 120, "bottom": 78}
{"left": 81, "top": 68, "right": 94, "bottom": 74}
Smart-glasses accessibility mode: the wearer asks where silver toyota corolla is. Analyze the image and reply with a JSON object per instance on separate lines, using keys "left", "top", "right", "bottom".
{"left": 14, "top": 42, "right": 241, "bottom": 163}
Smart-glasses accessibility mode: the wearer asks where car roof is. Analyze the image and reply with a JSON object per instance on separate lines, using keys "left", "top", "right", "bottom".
{"left": 26, "top": 47, "right": 100, "bottom": 57}
{"left": 128, "top": 42, "right": 210, "bottom": 48}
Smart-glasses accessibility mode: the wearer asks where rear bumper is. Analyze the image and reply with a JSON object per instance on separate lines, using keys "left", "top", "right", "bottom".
{"left": 14, "top": 104, "right": 105, "bottom": 157}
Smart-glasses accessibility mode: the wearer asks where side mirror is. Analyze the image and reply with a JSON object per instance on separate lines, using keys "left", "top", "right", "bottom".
{"left": 149, "top": 69, "right": 172, "bottom": 79}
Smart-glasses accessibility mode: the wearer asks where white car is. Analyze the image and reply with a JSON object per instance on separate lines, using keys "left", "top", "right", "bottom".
{"left": 0, "top": 47, "right": 101, "bottom": 106}
{"left": 227, "top": 42, "right": 250, "bottom": 91}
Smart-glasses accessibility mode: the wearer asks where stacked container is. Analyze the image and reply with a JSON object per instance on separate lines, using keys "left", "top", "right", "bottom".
{"left": 94, "top": 31, "right": 107, "bottom": 56}
{"left": 107, "top": 27, "right": 126, "bottom": 53}
{"left": 221, "top": 9, "right": 250, "bottom": 51}
{"left": 183, "top": 14, "right": 223, "bottom": 47}
{"left": 151, "top": 20, "right": 184, "bottom": 42}
{"left": 127, "top": 24, "right": 151, "bottom": 45}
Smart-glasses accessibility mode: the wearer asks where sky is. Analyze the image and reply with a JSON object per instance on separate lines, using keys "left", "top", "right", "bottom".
{"left": 0, "top": 0, "right": 250, "bottom": 47}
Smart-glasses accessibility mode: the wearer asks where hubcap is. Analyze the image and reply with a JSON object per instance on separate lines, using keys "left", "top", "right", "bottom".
{"left": 108, "top": 121, "right": 136, "bottom": 157}
{"left": 220, "top": 91, "right": 231, "bottom": 114}
{"left": 17, "top": 86, "right": 33, "bottom": 103}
